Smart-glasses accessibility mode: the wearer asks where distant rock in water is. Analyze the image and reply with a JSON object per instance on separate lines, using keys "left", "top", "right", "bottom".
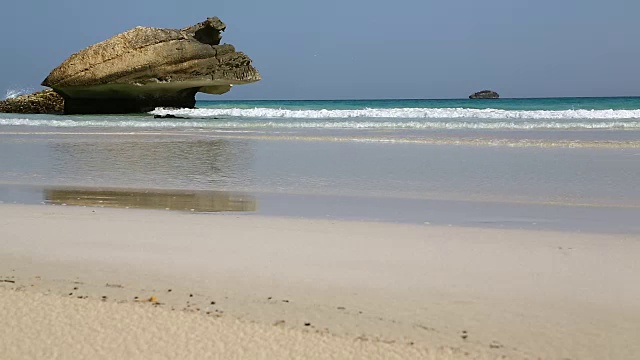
{"left": 0, "top": 90, "right": 64, "bottom": 114}
{"left": 37, "top": 17, "right": 260, "bottom": 114}
{"left": 469, "top": 90, "right": 499, "bottom": 99}
{"left": 153, "top": 114, "right": 186, "bottom": 119}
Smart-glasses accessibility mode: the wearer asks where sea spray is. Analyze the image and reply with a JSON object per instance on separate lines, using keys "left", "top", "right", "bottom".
{"left": 3, "top": 88, "right": 33, "bottom": 100}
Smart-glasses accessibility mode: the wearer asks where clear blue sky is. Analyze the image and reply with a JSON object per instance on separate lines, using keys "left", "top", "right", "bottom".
{"left": 1, "top": 0, "right": 638, "bottom": 99}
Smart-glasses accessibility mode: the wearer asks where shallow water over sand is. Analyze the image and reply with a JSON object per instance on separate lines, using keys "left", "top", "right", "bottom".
{"left": 0, "top": 129, "right": 638, "bottom": 233}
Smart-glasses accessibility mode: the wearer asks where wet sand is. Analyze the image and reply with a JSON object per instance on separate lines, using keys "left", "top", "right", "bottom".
{"left": 3, "top": 183, "right": 640, "bottom": 233}
{"left": 1, "top": 204, "right": 639, "bottom": 359}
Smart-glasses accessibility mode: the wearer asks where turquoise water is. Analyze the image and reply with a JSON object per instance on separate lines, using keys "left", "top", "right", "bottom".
{"left": 2, "top": 97, "right": 640, "bottom": 132}
{"left": 2, "top": 96, "right": 640, "bottom": 147}
{"left": 197, "top": 97, "right": 640, "bottom": 111}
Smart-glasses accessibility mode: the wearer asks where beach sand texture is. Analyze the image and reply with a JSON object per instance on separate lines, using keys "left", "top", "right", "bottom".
{"left": 1, "top": 204, "right": 639, "bottom": 359}
{"left": 1, "top": 289, "right": 438, "bottom": 360}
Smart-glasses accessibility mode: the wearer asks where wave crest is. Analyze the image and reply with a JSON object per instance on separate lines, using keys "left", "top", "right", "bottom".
{"left": 151, "top": 107, "right": 640, "bottom": 120}
{"left": 1, "top": 117, "right": 640, "bottom": 130}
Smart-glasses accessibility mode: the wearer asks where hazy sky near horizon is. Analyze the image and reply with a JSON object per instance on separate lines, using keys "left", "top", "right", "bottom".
{"left": 1, "top": 0, "right": 639, "bottom": 100}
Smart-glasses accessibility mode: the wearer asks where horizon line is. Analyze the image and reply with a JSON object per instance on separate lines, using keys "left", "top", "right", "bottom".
{"left": 200, "top": 95, "right": 640, "bottom": 102}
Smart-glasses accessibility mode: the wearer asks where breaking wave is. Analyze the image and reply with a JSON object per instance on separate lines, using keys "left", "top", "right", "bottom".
{"left": 3, "top": 88, "right": 33, "bottom": 100}
{"left": 151, "top": 107, "right": 640, "bottom": 120}
{"left": 1, "top": 117, "right": 640, "bottom": 130}
{"left": 1, "top": 106, "right": 640, "bottom": 130}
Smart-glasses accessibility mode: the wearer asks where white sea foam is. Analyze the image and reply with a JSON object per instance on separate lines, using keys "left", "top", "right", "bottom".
{"left": 2, "top": 117, "right": 640, "bottom": 130}
{"left": 0, "top": 118, "right": 205, "bottom": 128}
{"left": 3, "top": 88, "right": 33, "bottom": 100}
{"left": 2, "top": 106, "right": 640, "bottom": 130}
{"left": 151, "top": 107, "right": 640, "bottom": 120}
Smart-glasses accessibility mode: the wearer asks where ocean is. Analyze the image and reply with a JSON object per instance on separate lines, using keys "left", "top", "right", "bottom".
{"left": 1, "top": 97, "right": 639, "bottom": 232}
{"left": 4, "top": 97, "right": 640, "bottom": 131}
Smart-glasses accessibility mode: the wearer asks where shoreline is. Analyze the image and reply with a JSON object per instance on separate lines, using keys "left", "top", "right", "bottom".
{"left": 3, "top": 124, "right": 640, "bottom": 149}
{"left": 2, "top": 204, "right": 639, "bottom": 359}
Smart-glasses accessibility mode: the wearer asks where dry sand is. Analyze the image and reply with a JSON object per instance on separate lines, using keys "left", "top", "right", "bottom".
{"left": 1, "top": 204, "right": 639, "bottom": 359}
{"left": 0, "top": 288, "right": 437, "bottom": 359}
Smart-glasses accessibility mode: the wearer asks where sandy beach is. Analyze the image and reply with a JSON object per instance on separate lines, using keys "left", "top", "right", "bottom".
{"left": 2, "top": 1, "right": 640, "bottom": 358}
{"left": 1, "top": 203, "right": 639, "bottom": 359}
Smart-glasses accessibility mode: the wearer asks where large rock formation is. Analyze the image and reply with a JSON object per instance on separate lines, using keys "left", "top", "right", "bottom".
{"left": 0, "top": 90, "right": 64, "bottom": 114}
{"left": 469, "top": 90, "right": 499, "bottom": 99}
{"left": 41, "top": 17, "right": 260, "bottom": 114}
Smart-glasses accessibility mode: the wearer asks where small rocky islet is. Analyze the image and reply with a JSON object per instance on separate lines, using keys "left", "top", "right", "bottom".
{"left": 469, "top": 90, "right": 500, "bottom": 99}
{"left": 0, "top": 17, "right": 260, "bottom": 115}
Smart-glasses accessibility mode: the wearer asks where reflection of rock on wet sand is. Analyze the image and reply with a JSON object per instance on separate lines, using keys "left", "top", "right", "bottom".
{"left": 44, "top": 187, "right": 256, "bottom": 213}
{"left": 48, "top": 138, "right": 253, "bottom": 189}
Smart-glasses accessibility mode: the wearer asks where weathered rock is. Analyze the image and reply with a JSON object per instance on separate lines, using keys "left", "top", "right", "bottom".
{"left": 469, "top": 90, "right": 499, "bottom": 99}
{"left": 41, "top": 17, "right": 260, "bottom": 114}
{"left": 0, "top": 90, "right": 64, "bottom": 114}
{"left": 153, "top": 114, "right": 186, "bottom": 119}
